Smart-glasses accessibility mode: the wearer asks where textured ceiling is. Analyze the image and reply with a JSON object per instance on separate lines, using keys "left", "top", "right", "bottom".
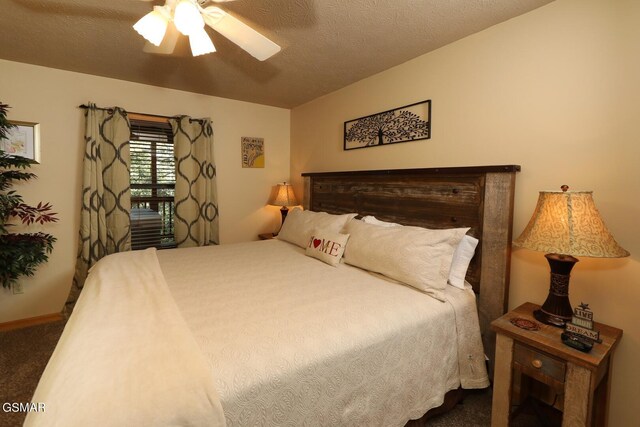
{"left": 0, "top": 0, "right": 553, "bottom": 108}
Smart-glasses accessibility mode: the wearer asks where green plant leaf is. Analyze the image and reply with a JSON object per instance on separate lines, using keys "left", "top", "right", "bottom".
{"left": 0, "top": 102, "right": 57, "bottom": 288}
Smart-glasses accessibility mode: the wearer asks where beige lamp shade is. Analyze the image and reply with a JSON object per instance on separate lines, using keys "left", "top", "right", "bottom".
{"left": 268, "top": 183, "right": 298, "bottom": 207}
{"left": 514, "top": 189, "right": 629, "bottom": 258}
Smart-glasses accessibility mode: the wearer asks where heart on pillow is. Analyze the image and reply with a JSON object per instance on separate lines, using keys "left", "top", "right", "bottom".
{"left": 305, "top": 229, "right": 350, "bottom": 267}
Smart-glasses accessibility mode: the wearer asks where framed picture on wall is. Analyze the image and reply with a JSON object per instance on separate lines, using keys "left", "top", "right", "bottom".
{"left": 344, "top": 100, "right": 431, "bottom": 150}
{"left": 241, "top": 136, "right": 265, "bottom": 168}
{"left": 3, "top": 121, "right": 41, "bottom": 162}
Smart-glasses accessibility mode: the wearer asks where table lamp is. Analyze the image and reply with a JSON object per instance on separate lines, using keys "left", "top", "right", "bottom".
{"left": 513, "top": 185, "right": 629, "bottom": 327}
{"left": 268, "top": 182, "right": 298, "bottom": 227}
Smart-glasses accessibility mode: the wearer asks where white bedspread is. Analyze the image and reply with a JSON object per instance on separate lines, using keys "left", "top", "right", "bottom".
{"left": 158, "top": 239, "right": 489, "bottom": 427}
{"left": 25, "top": 249, "right": 226, "bottom": 427}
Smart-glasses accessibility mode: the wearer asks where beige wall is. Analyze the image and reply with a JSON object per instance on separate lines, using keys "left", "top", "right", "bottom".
{"left": 0, "top": 60, "right": 290, "bottom": 323}
{"left": 291, "top": 0, "right": 639, "bottom": 424}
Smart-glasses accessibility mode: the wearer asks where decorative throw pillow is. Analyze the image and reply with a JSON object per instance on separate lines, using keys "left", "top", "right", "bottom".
{"left": 305, "top": 229, "right": 350, "bottom": 266}
{"left": 277, "top": 208, "right": 357, "bottom": 248}
{"left": 343, "top": 220, "right": 469, "bottom": 295}
{"left": 448, "top": 235, "right": 479, "bottom": 289}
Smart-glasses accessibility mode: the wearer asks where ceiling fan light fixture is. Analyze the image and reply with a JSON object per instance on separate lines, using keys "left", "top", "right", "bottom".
{"left": 133, "top": 0, "right": 281, "bottom": 61}
{"left": 133, "top": 6, "right": 170, "bottom": 47}
{"left": 189, "top": 27, "right": 216, "bottom": 57}
{"left": 174, "top": 0, "right": 205, "bottom": 37}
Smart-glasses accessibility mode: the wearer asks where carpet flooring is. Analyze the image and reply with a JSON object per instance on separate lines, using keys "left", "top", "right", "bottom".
{"left": 0, "top": 321, "right": 551, "bottom": 427}
{"left": 0, "top": 321, "right": 65, "bottom": 427}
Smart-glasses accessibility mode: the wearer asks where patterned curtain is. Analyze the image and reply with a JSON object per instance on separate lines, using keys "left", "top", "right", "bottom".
{"left": 170, "top": 116, "right": 219, "bottom": 247}
{"left": 65, "top": 105, "right": 131, "bottom": 317}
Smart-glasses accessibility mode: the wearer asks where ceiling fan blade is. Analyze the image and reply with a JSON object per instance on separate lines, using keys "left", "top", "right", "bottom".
{"left": 143, "top": 21, "right": 180, "bottom": 55}
{"left": 202, "top": 6, "right": 281, "bottom": 61}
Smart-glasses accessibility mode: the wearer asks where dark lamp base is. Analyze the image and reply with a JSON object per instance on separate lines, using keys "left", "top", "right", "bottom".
{"left": 280, "top": 206, "right": 289, "bottom": 224}
{"left": 534, "top": 309, "right": 570, "bottom": 328}
{"left": 536, "top": 253, "right": 579, "bottom": 328}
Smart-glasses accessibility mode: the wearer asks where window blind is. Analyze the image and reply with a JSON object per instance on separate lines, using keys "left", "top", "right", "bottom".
{"left": 129, "top": 118, "right": 176, "bottom": 250}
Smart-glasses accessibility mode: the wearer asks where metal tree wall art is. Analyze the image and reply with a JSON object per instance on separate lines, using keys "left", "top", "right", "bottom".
{"left": 344, "top": 100, "right": 431, "bottom": 150}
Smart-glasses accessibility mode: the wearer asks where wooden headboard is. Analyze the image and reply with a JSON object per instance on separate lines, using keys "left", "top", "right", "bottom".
{"left": 301, "top": 165, "right": 520, "bottom": 375}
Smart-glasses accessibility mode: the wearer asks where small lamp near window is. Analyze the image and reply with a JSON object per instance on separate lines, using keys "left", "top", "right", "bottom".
{"left": 513, "top": 185, "right": 629, "bottom": 327}
{"left": 268, "top": 182, "right": 298, "bottom": 228}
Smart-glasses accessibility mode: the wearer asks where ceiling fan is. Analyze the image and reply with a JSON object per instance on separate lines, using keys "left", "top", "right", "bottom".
{"left": 133, "top": 0, "right": 281, "bottom": 60}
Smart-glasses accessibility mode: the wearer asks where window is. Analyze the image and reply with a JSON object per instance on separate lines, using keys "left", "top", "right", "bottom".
{"left": 129, "top": 117, "right": 176, "bottom": 250}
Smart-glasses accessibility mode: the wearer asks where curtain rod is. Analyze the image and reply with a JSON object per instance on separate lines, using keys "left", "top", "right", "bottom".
{"left": 77, "top": 105, "right": 206, "bottom": 124}
{"left": 78, "top": 104, "right": 173, "bottom": 121}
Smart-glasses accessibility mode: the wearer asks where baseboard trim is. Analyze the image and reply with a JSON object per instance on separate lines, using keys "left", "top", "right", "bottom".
{"left": 0, "top": 312, "right": 64, "bottom": 332}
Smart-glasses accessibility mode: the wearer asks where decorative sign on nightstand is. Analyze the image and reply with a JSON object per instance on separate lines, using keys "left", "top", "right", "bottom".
{"left": 561, "top": 303, "right": 602, "bottom": 353}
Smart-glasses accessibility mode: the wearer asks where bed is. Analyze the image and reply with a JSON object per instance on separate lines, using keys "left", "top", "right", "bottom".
{"left": 26, "top": 165, "right": 519, "bottom": 427}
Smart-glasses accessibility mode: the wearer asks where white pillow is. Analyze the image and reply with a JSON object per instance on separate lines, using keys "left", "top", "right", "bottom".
{"left": 448, "top": 235, "right": 479, "bottom": 289}
{"left": 277, "top": 208, "right": 357, "bottom": 248}
{"left": 361, "top": 215, "right": 478, "bottom": 289}
{"left": 361, "top": 215, "right": 401, "bottom": 227}
{"left": 305, "top": 229, "right": 350, "bottom": 266}
{"left": 343, "top": 220, "right": 469, "bottom": 296}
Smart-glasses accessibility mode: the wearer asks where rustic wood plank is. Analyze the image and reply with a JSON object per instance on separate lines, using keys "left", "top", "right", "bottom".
{"left": 592, "top": 356, "right": 612, "bottom": 426}
{"left": 303, "top": 176, "right": 311, "bottom": 210}
{"left": 563, "top": 363, "right": 593, "bottom": 427}
{"left": 478, "top": 172, "right": 516, "bottom": 377}
{"left": 312, "top": 177, "right": 483, "bottom": 206}
{"left": 301, "top": 164, "right": 521, "bottom": 177}
{"left": 492, "top": 333, "right": 515, "bottom": 427}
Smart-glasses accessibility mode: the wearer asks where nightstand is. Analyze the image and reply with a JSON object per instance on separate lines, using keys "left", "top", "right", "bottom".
{"left": 491, "top": 302, "right": 622, "bottom": 427}
{"left": 258, "top": 232, "right": 276, "bottom": 240}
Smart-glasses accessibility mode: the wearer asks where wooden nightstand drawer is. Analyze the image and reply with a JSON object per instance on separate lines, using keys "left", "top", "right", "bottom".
{"left": 514, "top": 342, "right": 565, "bottom": 385}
